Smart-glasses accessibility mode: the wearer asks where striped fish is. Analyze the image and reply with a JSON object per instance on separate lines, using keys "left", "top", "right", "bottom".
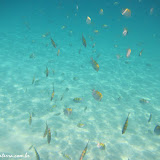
{"left": 62, "top": 153, "right": 72, "bottom": 160}
{"left": 97, "top": 142, "right": 105, "bottom": 150}
{"left": 122, "top": 113, "right": 130, "bottom": 134}
{"left": 91, "top": 58, "right": 99, "bottom": 72}
{"left": 73, "top": 98, "right": 82, "bottom": 103}
{"left": 51, "top": 87, "right": 55, "bottom": 101}
{"left": 64, "top": 108, "right": 72, "bottom": 116}
{"left": 92, "top": 89, "right": 102, "bottom": 101}
{"left": 47, "top": 128, "right": 51, "bottom": 144}
{"left": 51, "top": 38, "right": 56, "bottom": 48}
{"left": 33, "top": 147, "right": 40, "bottom": 160}
{"left": 79, "top": 141, "right": 89, "bottom": 160}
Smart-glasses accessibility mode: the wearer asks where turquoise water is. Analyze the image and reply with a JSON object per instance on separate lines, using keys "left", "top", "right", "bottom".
{"left": 0, "top": 0, "right": 160, "bottom": 159}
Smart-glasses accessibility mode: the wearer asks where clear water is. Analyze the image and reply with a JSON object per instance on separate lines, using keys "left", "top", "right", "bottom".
{"left": 0, "top": 0, "right": 160, "bottom": 160}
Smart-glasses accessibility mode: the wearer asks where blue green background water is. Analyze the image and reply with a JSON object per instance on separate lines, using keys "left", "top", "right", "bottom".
{"left": 0, "top": 0, "right": 160, "bottom": 159}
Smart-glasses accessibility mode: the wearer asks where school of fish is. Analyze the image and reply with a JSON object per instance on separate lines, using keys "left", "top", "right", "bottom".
{"left": 26, "top": 2, "right": 156, "bottom": 160}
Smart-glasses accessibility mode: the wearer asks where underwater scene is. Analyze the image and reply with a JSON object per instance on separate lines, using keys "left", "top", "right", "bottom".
{"left": 0, "top": 0, "right": 160, "bottom": 159}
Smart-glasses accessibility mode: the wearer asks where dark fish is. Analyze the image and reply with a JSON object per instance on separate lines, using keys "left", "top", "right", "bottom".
{"left": 139, "top": 99, "right": 149, "bottom": 104}
{"left": 28, "top": 145, "right": 33, "bottom": 150}
{"left": 148, "top": 113, "right": 152, "bottom": 123}
{"left": 45, "top": 67, "right": 49, "bottom": 77}
{"left": 43, "top": 122, "right": 48, "bottom": 138}
{"left": 32, "top": 112, "right": 35, "bottom": 117}
{"left": 32, "top": 76, "right": 35, "bottom": 84}
{"left": 47, "top": 128, "right": 51, "bottom": 144}
{"left": 33, "top": 147, "right": 40, "bottom": 160}
{"left": 54, "top": 112, "right": 61, "bottom": 116}
{"left": 60, "top": 95, "right": 64, "bottom": 101}
{"left": 82, "top": 34, "right": 86, "bottom": 47}
{"left": 154, "top": 125, "right": 160, "bottom": 135}
{"left": 96, "top": 53, "right": 101, "bottom": 59}
{"left": 51, "top": 38, "right": 56, "bottom": 48}
{"left": 84, "top": 106, "right": 87, "bottom": 112}
{"left": 79, "top": 141, "right": 89, "bottom": 160}
{"left": 60, "top": 88, "right": 69, "bottom": 101}
{"left": 118, "top": 96, "right": 121, "bottom": 101}
{"left": 122, "top": 113, "right": 130, "bottom": 134}
{"left": 29, "top": 113, "right": 32, "bottom": 125}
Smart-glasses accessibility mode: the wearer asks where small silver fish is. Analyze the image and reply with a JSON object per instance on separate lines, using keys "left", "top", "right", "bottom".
{"left": 62, "top": 152, "right": 72, "bottom": 160}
